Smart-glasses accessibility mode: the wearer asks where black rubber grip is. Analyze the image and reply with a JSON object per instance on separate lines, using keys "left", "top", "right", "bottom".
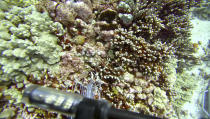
{"left": 75, "top": 98, "right": 111, "bottom": 119}
{"left": 107, "top": 107, "right": 161, "bottom": 119}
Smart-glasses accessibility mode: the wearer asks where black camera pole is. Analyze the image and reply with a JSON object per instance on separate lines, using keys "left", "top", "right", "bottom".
{"left": 22, "top": 84, "right": 161, "bottom": 119}
{"left": 76, "top": 97, "right": 160, "bottom": 119}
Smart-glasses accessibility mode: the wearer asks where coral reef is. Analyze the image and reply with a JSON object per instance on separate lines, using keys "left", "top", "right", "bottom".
{"left": 171, "top": 72, "right": 198, "bottom": 118}
{"left": 0, "top": 5, "right": 65, "bottom": 83}
{"left": 0, "top": 3, "right": 65, "bottom": 118}
{"left": 2, "top": 0, "right": 39, "bottom": 7}
{"left": 0, "top": 0, "right": 205, "bottom": 118}
{"left": 108, "top": 28, "right": 174, "bottom": 76}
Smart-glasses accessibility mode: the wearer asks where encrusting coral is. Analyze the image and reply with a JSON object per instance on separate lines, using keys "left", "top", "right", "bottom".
{"left": 0, "top": 0, "right": 204, "bottom": 118}
{"left": 0, "top": 5, "right": 65, "bottom": 83}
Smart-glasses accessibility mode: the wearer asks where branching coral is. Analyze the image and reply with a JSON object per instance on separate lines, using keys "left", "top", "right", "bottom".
{"left": 109, "top": 28, "right": 174, "bottom": 76}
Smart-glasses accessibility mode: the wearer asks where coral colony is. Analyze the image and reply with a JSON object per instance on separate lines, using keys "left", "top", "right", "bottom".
{"left": 0, "top": 0, "right": 207, "bottom": 119}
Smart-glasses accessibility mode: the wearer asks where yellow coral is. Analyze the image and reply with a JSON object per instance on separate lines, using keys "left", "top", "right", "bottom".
{"left": 5, "top": 0, "right": 40, "bottom": 7}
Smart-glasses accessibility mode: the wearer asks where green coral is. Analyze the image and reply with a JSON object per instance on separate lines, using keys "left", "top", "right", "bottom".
{"left": 3, "top": 88, "right": 22, "bottom": 104}
{"left": 0, "top": 10, "right": 5, "bottom": 20}
{"left": 0, "top": 5, "right": 65, "bottom": 83}
{"left": 0, "top": 108, "right": 16, "bottom": 119}
{"left": 0, "top": 1, "right": 10, "bottom": 11}
{"left": 151, "top": 87, "right": 170, "bottom": 113}
{"left": 3, "top": 0, "right": 40, "bottom": 7}
{"left": 171, "top": 72, "right": 198, "bottom": 116}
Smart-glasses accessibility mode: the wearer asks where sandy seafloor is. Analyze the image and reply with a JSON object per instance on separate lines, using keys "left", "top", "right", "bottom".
{"left": 182, "top": 18, "right": 210, "bottom": 119}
